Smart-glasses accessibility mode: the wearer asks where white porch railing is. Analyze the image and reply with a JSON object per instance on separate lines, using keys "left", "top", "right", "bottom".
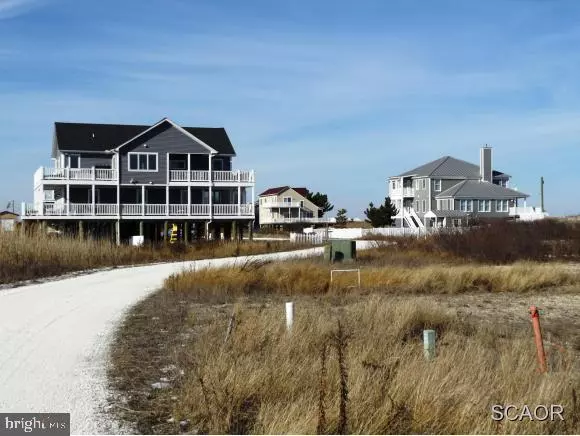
{"left": 262, "top": 217, "right": 333, "bottom": 224}
{"left": 212, "top": 170, "right": 254, "bottom": 182}
{"left": 21, "top": 202, "right": 254, "bottom": 217}
{"left": 168, "top": 170, "right": 254, "bottom": 182}
{"left": 94, "top": 169, "right": 116, "bottom": 181}
{"left": 122, "top": 204, "right": 143, "bottom": 215}
{"left": 263, "top": 201, "right": 302, "bottom": 208}
{"left": 95, "top": 204, "right": 118, "bottom": 215}
{"left": 36, "top": 167, "right": 118, "bottom": 181}
{"left": 191, "top": 171, "right": 210, "bottom": 181}
{"left": 190, "top": 204, "right": 210, "bottom": 215}
{"left": 69, "top": 204, "right": 93, "bottom": 215}
{"left": 169, "top": 204, "right": 189, "bottom": 215}
{"left": 145, "top": 204, "right": 167, "bottom": 216}
{"left": 170, "top": 170, "right": 189, "bottom": 182}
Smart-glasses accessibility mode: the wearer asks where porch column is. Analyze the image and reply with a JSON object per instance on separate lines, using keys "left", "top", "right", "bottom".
{"left": 184, "top": 221, "right": 190, "bottom": 243}
{"left": 92, "top": 185, "right": 95, "bottom": 215}
{"left": 163, "top": 221, "right": 168, "bottom": 242}
{"left": 187, "top": 186, "right": 191, "bottom": 217}
{"left": 232, "top": 221, "right": 238, "bottom": 241}
{"left": 187, "top": 153, "right": 191, "bottom": 182}
{"left": 139, "top": 221, "right": 144, "bottom": 237}
{"left": 66, "top": 184, "right": 70, "bottom": 216}
{"left": 237, "top": 186, "right": 241, "bottom": 216}
{"left": 79, "top": 220, "right": 85, "bottom": 240}
{"left": 208, "top": 154, "right": 213, "bottom": 221}
{"left": 142, "top": 185, "right": 145, "bottom": 216}
{"left": 249, "top": 220, "right": 254, "bottom": 241}
{"left": 166, "top": 186, "right": 169, "bottom": 217}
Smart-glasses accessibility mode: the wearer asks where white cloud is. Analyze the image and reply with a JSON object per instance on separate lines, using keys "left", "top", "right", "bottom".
{"left": 0, "top": 0, "right": 42, "bottom": 19}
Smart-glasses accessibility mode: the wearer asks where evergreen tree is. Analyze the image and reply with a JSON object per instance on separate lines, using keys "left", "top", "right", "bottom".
{"left": 364, "top": 197, "right": 398, "bottom": 227}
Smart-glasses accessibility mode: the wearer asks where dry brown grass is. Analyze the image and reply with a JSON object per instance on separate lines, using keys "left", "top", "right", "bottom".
{"left": 0, "top": 230, "right": 314, "bottom": 284}
{"left": 164, "top": 257, "right": 580, "bottom": 301}
{"left": 109, "top": 293, "right": 580, "bottom": 434}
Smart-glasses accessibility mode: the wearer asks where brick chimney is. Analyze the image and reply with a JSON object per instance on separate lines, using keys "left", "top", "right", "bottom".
{"left": 480, "top": 145, "right": 492, "bottom": 183}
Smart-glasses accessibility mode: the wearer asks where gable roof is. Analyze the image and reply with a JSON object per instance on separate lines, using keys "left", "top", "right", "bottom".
{"left": 435, "top": 180, "right": 529, "bottom": 199}
{"left": 258, "top": 186, "right": 310, "bottom": 198}
{"left": 0, "top": 210, "right": 19, "bottom": 217}
{"left": 54, "top": 119, "right": 236, "bottom": 155}
{"left": 397, "top": 156, "right": 508, "bottom": 179}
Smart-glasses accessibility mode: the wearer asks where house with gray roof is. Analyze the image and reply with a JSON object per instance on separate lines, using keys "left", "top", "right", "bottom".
{"left": 388, "top": 146, "right": 547, "bottom": 228}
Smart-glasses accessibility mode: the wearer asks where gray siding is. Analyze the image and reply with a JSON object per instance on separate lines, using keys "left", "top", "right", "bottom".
{"left": 80, "top": 153, "right": 113, "bottom": 169}
{"left": 412, "top": 177, "right": 430, "bottom": 218}
{"left": 119, "top": 124, "right": 215, "bottom": 184}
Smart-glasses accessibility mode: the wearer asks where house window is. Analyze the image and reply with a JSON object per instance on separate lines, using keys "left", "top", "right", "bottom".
{"left": 391, "top": 181, "right": 396, "bottom": 190}
{"left": 128, "top": 153, "right": 158, "bottom": 172}
{"left": 300, "top": 200, "right": 304, "bottom": 208}
{"left": 434, "top": 179, "right": 442, "bottom": 192}
{"left": 452, "top": 219, "right": 461, "bottom": 227}
{"left": 478, "top": 200, "right": 491, "bottom": 212}
{"left": 496, "top": 199, "right": 509, "bottom": 212}
{"left": 67, "top": 154, "right": 81, "bottom": 168}
{"left": 213, "top": 158, "right": 223, "bottom": 171}
{"left": 460, "top": 200, "right": 473, "bottom": 212}
{"left": 415, "top": 201, "right": 419, "bottom": 210}
{"left": 283, "top": 196, "right": 292, "bottom": 203}
{"left": 422, "top": 200, "right": 427, "bottom": 212}
{"left": 422, "top": 179, "right": 427, "bottom": 190}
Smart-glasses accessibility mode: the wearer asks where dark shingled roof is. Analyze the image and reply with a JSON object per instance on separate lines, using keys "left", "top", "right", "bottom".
{"left": 259, "top": 186, "right": 310, "bottom": 197}
{"left": 54, "top": 121, "right": 236, "bottom": 155}
{"left": 436, "top": 180, "right": 529, "bottom": 199}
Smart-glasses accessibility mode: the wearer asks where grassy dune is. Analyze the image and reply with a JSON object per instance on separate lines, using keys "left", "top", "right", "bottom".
{"left": 110, "top": 294, "right": 580, "bottom": 434}
{"left": 0, "top": 230, "right": 313, "bottom": 284}
{"left": 109, "top": 241, "right": 580, "bottom": 433}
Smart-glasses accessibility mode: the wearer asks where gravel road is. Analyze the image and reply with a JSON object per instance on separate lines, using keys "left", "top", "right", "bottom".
{"left": 0, "top": 244, "right": 372, "bottom": 434}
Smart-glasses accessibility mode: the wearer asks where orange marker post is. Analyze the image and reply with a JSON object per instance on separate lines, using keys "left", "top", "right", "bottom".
{"left": 529, "top": 305, "right": 547, "bottom": 373}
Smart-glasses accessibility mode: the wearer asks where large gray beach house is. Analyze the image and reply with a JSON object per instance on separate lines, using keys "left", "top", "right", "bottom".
{"left": 388, "top": 146, "right": 547, "bottom": 228}
{"left": 21, "top": 118, "right": 256, "bottom": 243}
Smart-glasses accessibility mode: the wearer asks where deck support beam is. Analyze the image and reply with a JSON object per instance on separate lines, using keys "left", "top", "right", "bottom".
{"left": 232, "top": 221, "right": 238, "bottom": 241}
{"left": 78, "top": 221, "right": 85, "bottom": 240}
{"left": 249, "top": 220, "right": 254, "bottom": 241}
{"left": 139, "top": 221, "right": 144, "bottom": 237}
{"left": 115, "top": 220, "right": 121, "bottom": 245}
{"left": 184, "top": 221, "right": 190, "bottom": 243}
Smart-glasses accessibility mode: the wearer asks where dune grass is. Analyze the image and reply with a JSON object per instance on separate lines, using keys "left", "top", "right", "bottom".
{"left": 0, "top": 229, "right": 314, "bottom": 284}
{"left": 110, "top": 293, "right": 580, "bottom": 434}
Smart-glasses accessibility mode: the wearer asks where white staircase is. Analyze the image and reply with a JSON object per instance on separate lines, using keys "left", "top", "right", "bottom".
{"left": 397, "top": 207, "right": 425, "bottom": 229}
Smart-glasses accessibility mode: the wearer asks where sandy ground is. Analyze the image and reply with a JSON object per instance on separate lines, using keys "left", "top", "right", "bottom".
{"left": 0, "top": 243, "right": 374, "bottom": 434}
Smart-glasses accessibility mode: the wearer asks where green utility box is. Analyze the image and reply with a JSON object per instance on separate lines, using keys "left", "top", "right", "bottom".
{"left": 323, "top": 239, "right": 357, "bottom": 263}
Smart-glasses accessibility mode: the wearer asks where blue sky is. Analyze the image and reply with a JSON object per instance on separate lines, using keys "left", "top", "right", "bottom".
{"left": 1, "top": 0, "right": 579, "bottom": 217}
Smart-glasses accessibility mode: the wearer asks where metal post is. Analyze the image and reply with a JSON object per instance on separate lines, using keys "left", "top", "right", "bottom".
{"left": 285, "top": 302, "right": 294, "bottom": 332}
{"left": 540, "top": 177, "right": 545, "bottom": 213}
{"left": 423, "top": 330, "right": 436, "bottom": 361}
{"left": 530, "top": 305, "right": 547, "bottom": 373}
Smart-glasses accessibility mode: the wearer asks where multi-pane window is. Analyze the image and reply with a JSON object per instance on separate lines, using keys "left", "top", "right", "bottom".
{"left": 478, "top": 200, "right": 491, "bottom": 212}
{"left": 422, "top": 179, "right": 427, "bottom": 190}
{"left": 433, "top": 179, "right": 442, "bottom": 192}
{"left": 283, "top": 197, "right": 292, "bottom": 203}
{"left": 128, "top": 153, "right": 158, "bottom": 171}
{"left": 496, "top": 199, "right": 509, "bottom": 212}
{"left": 460, "top": 200, "right": 473, "bottom": 212}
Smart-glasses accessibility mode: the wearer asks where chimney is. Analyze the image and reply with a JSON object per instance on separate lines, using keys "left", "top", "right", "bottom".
{"left": 480, "top": 145, "right": 492, "bottom": 183}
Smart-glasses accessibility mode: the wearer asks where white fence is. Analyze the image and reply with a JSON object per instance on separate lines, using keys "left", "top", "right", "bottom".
{"left": 305, "top": 227, "right": 460, "bottom": 239}
{"left": 289, "top": 233, "right": 327, "bottom": 244}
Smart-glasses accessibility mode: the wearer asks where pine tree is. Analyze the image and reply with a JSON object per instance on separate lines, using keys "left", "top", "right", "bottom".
{"left": 364, "top": 197, "right": 398, "bottom": 227}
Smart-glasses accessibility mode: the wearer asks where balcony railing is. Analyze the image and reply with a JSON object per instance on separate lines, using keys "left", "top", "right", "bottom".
{"left": 169, "top": 170, "right": 254, "bottom": 183}
{"left": 36, "top": 167, "right": 117, "bottom": 182}
{"left": 262, "top": 201, "right": 303, "bottom": 208}
{"left": 22, "top": 202, "right": 254, "bottom": 218}
{"left": 261, "top": 217, "right": 334, "bottom": 224}
{"left": 390, "top": 187, "right": 415, "bottom": 197}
